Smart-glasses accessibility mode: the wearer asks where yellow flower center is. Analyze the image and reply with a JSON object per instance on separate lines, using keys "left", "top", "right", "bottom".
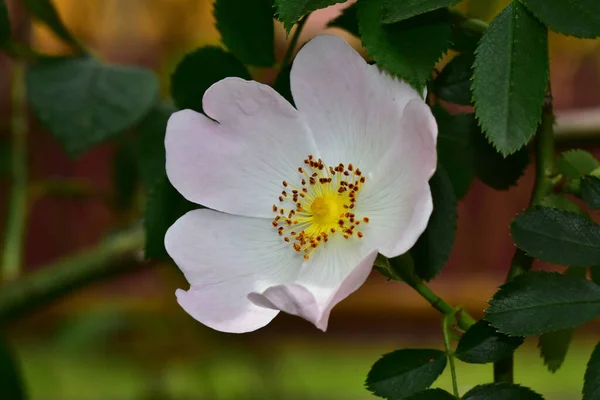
{"left": 272, "top": 155, "right": 369, "bottom": 260}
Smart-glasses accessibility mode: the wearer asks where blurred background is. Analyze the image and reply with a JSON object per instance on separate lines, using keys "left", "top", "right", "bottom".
{"left": 1, "top": 0, "right": 600, "bottom": 399}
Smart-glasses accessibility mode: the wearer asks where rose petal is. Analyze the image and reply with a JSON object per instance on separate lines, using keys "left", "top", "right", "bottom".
{"left": 357, "top": 98, "right": 437, "bottom": 257}
{"left": 249, "top": 237, "right": 378, "bottom": 331}
{"left": 290, "top": 34, "right": 421, "bottom": 173}
{"left": 165, "top": 78, "right": 315, "bottom": 218}
{"left": 165, "top": 209, "right": 301, "bottom": 333}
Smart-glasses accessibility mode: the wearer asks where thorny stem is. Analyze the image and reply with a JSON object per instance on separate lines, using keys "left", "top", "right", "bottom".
{"left": 0, "top": 227, "right": 145, "bottom": 323}
{"left": 280, "top": 15, "right": 309, "bottom": 72}
{"left": 2, "top": 63, "right": 28, "bottom": 282}
{"left": 442, "top": 313, "right": 460, "bottom": 399}
{"left": 494, "top": 87, "right": 556, "bottom": 383}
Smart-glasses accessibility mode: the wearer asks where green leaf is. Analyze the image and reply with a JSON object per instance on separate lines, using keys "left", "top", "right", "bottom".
{"left": 275, "top": 0, "right": 345, "bottom": 33}
{"left": 591, "top": 265, "right": 600, "bottom": 286}
{"left": 539, "top": 328, "right": 574, "bottom": 373}
{"left": 557, "top": 149, "right": 599, "bottom": 180}
{"left": 327, "top": 3, "right": 358, "bottom": 36}
{"left": 0, "top": 337, "right": 26, "bottom": 400}
{"left": 463, "top": 383, "right": 543, "bottom": 400}
{"left": 170, "top": 46, "right": 250, "bottom": 113}
{"left": 433, "top": 108, "right": 473, "bottom": 198}
{"left": 471, "top": 127, "right": 529, "bottom": 190}
{"left": 435, "top": 109, "right": 528, "bottom": 192}
{"left": 455, "top": 319, "right": 523, "bottom": 364}
{"left": 22, "top": 0, "right": 82, "bottom": 51}
{"left": 0, "top": 0, "right": 11, "bottom": 44}
{"left": 538, "top": 265, "right": 584, "bottom": 373}
{"left": 382, "top": 0, "right": 463, "bottom": 24}
{"left": 584, "top": 341, "right": 600, "bottom": 400}
{"left": 472, "top": 1, "right": 548, "bottom": 156}
{"left": 511, "top": 207, "right": 600, "bottom": 267}
{"left": 486, "top": 271, "right": 600, "bottom": 336}
{"left": 214, "top": 0, "right": 275, "bottom": 66}
{"left": 358, "top": 2, "right": 452, "bottom": 92}
{"left": 273, "top": 64, "right": 294, "bottom": 106}
{"left": 112, "top": 139, "right": 139, "bottom": 212}
{"left": 136, "top": 102, "right": 175, "bottom": 190}
{"left": 366, "top": 349, "right": 447, "bottom": 399}
{"left": 27, "top": 57, "right": 158, "bottom": 157}
{"left": 582, "top": 176, "right": 600, "bottom": 210}
{"left": 144, "top": 176, "right": 197, "bottom": 259}
{"left": 405, "top": 389, "right": 456, "bottom": 400}
{"left": 522, "top": 0, "right": 600, "bottom": 39}
{"left": 411, "top": 167, "right": 457, "bottom": 281}
{"left": 432, "top": 51, "right": 474, "bottom": 106}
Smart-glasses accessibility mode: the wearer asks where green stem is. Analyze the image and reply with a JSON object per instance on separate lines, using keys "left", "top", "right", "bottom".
{"left": 447, "top": 6, "right": 489, "bottom": 35}
{"left": 0, "top": 227, "right": 145, "bottom": 323}
{"left": 280, "top": 15, "right": 309, "bottom": 71}
{"left": 494, "top": 87, "right": 556, "bottom": 383}
{"left": 442, "top": 313, "right": 460, "bottom": 398}
{"left": 2, "top": 63, "right": 28, "bottom": 282}
{"left": 388, "top": 256, "right": 476, "bottom": 331}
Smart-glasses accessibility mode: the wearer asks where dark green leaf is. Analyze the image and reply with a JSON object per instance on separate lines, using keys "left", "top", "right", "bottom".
{"left": 511, "top": 207, "right": 600, "bottom": 267}
{"left": 584, "top": 341, "right": 600, "bottom": 400}
{"left": 214, "top": 0, "right": 275, "bottom": 66}
{"left": 382, "top": 0, "right": 463, "bottom": 24}
{"left": 170, "top": 46, "right": 250, "bottom": 113}
{"left": 405, "top": 389, "right": 456, "bottom": 400}
{"left": 582, "top": 176, "right": 600, "bottom": 210}
{"left": 0, "top": 0, "right": 10, "bottom": 44}
{"left": 136, "top": 102, "right": 175, "bottom": 190}
{"left": 432, "top": 51, "right": 474, "bottom": 105}
{"left": 557, "top": 149, "right": 599, "bottom": 180}
{"left": 366, "top": 349, "right": 447, "bottom": 399}
{"left": 455, "top": 320, "right": 523, "bottom": 364}
{"left": 275, "top": 0, "right": 345, "bottom": 33}
{"left": 591, "top": 265, "right": 600, "bottom": 286}
{"left": 538, "top": 266, "right": 584, "bottom": 373}
{"left": 471, "top": 127, "right": 529, "bottom": 190}
{"left": 273, "top": 64, "right": 294, "bottom": 106}
{"left": 539, "top": 328, "right": 574, "bottom": 373}
{"left": 327, "top": 3, "right": 358, "bottom": 36}
{"left": 463, "top": 383, "right": 543, "bottom": 400}
{"left": 472, "top": 2, "right": 548, "bottom": 156}
{"left": 27, "top": 57, "right": 158, "bottom": 157}
{"left": 0, "top": 337, "right": 26, "bottom": 400}
{"left": 358, "top": 2, "right": 452, "bottom": 92}
{"left": 0, "top": 137, "right": 9, "bottom": 177}
{"left": 486, "top": 271, "right": 600, "bottom": 336}
{"left": 22, "top": 0, "right": 81, "bottom": 51}
{"left": 144, "top": 176, "right": 197, "bottom": 259}
{"left": 112, "top": 139, "right": 139, "bottom": 212}
{"left": 411, "top": 167, "right": 457, "bottom": 281}
{"left": 433, "top": 108, "right": 473, "bottom": 198}
{"left": 522, "top": 0, "right": 600, "bottom": 39}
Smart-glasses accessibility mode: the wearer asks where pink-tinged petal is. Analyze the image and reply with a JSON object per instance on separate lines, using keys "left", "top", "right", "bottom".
{"left": 357, "top": 99, "right": 437, "bottom": 258}
{"left": 165, "top": 209, "right": 302, "bottom": 333}
{"left": 165, "top": 78, "right": 316, "bottom": 218}
{"left": 249, "top": 237, "right": 378, "bottom": 331}
{"left": 290, "top": 34, "right": 422, "bottom": 173}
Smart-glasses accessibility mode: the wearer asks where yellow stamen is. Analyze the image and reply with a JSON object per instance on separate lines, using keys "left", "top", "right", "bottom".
{"left": 271, "top": 155, "right": 368, "bottom": 260}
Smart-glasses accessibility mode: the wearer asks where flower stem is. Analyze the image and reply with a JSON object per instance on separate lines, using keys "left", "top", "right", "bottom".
{"left": 494, "top": 86, "right": 556, "bottom": 383}
{"left": 388, "top": 256, "right": 476, "bottom": 331}
{"left": 442, "top": 313, "right": 460, "bottom": 398}
{"left": 2, "top": 62, "right": 28, "bottom": 282}
{"left": 0, "top": 227, "right": 145, "bottom": 324}
{"left": 280, "top": 15, "right": 309, "bottom": 71}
